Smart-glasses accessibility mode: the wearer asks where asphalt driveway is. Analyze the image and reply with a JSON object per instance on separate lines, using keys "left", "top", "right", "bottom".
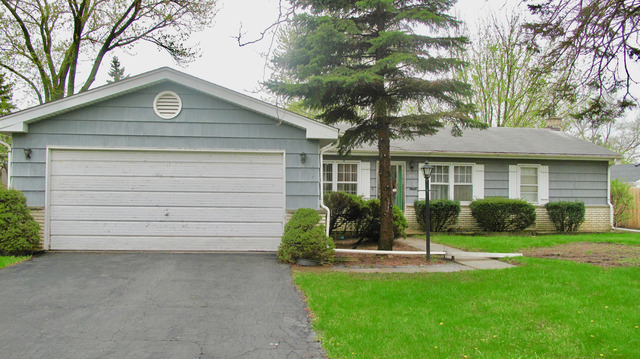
{"left": 0, "top": 253, "right": 325, "bottom": 358}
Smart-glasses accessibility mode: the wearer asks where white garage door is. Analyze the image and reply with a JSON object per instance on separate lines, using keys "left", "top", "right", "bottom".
{"left": 47, "top": 149, "right": 286, "bottom": 251}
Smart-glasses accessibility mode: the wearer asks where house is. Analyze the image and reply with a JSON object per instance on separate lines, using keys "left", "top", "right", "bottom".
{"left": 611, "top": 164, "right": 640, "bottom": 188}
{"left": 324, "top": 124, "right": 621, "bottom": 232}
{"left": 0, "top": 68, "right": 621, "bottom": 253}
{"left": 0, "top": 68, "right": 338, "bottom": 251}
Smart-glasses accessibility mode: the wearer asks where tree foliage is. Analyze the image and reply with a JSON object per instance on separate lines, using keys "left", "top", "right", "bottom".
{"left": 526, "top": 0, "right": 640, "bottom": 100}
{"left": 267, "top": 0, "right": 482, "bottom": 250}
{"left": 0, "top": 72, "right": 13, "bottom": 171}
{"left": 460, "top": 13, "right": 574, "bottom": 127}
{"left": 107, "top": 56, "right": 129, "bottom": 83}
{"left": 0, "top": 0, "right": 217, "bottom": 104}
{"left": 610, "top": 178, "right": 636, "bottom": 226}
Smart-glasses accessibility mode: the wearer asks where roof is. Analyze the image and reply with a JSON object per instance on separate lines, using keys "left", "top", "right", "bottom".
{"left": 611, "top": 164, "right": 640, "bottom": 183}
{"left": 0, "top": 67, "right": 338, "bottom": 141}
{"left": 333, "top": 125, "right": 621, "bottom": 161}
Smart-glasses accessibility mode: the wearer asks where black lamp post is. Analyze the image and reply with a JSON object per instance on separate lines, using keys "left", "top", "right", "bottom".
{"left": 421, "top": 161, "right": 434, "bottom": 261}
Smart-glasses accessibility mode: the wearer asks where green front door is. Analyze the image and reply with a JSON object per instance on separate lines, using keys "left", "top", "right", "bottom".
{"left": 391, "top": 164, "right": 403, "bottom": 209}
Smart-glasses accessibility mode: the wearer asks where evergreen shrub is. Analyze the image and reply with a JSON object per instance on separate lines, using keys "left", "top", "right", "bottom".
{"left": 545, "top": 201, "right": 585, "bottom": 232}
{"left": 0, "top": 187, "right": 40, "bottom": 255}
{"left": 470, "top": 198, "right": 536, "bottom": 232}
{"left": 414, "top": 199, "right": 461, "bottom": 232}
{"left": 277, "top": 208, "right": 334, "bottom": 264}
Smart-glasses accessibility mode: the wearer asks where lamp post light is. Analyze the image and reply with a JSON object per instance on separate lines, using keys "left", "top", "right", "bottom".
{"left": 421, "top": 161, "right": 434, "bottom": 261}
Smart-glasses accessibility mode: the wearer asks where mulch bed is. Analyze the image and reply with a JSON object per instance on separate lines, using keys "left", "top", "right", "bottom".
{"left": 522, "top": 242, "right": 640, "bottom": 268}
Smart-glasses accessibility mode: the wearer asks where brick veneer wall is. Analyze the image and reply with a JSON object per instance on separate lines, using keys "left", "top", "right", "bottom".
{"left": 29, "top": 207, "right": 45, "bottom": 250}
{"left": 405, "top": 204, "right": 612, "bottom": 233}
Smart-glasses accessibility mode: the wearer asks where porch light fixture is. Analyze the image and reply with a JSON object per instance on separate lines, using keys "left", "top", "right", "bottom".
{"left": 409, "top": 161, "right": 415, "bottom": 170}
{"left": 24, "top": 148, "right": 32, "bottom": 160}
{"left": 421, "top": 161, "right": 434, "bottom": 261}
{"left": 300, "top": 153, "right": 306, "bottom": 164}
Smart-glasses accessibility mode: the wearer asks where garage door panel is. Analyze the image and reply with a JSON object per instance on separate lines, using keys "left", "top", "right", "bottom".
{"left": 49, "top": 191, "right": 284, "bottom": 207}
{"left": 48, "top": 149, "right": 286, "bottom": 251}
{"left": 50, "top": 176, "right": 283, "bottom": 193}
{"left": 49, "top": 206, "right": 284, "bottom": 223}
{"left": 51, "top": 150, "right": 284, "bottom": 164}
{"left": 50, "top": 221, "right": 283, "bottom": 237}
{"left": 51, "top": 161, "right": 284, "bottom": 178}
{"left": 50, "top": 236, "right": 282, "bottom": 251}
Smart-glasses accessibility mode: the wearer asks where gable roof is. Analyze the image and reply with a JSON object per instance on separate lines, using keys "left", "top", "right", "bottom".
{"left": 611, "top": 164, "right": 640, "bottom": 183}
{"left": 332, "top": 125, "right": 620, "bottom": 161}
{"left": 0, "top": 67, "right": 338, "bottom": 140}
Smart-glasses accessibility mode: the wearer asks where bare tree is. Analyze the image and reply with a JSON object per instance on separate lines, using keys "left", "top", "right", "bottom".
{"left": 0, "top": 0, "right": 218, "bottom": 103}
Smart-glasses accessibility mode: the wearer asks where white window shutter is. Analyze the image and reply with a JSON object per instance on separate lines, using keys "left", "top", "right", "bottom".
{"left": 358, "top": 161, "right": 370, "bottom": 198}
{"left": 539, "top": 165, "right": 550, "bottom": 204}
{"left": 473, "top": 164, "right": 485, "bottom": 200}
{"left": 418, "top": 167, "right": 426, "bottom": 200}
{"left": 509, "top": 165, "right": 518, "bottom": 199}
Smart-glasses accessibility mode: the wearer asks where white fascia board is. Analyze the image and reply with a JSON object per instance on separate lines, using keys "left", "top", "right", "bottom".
{"left": 326, "top": 149, "right": 621, "bottom": 162}
{"left": 0, "top": 67, "right": 339, "bottom": 140}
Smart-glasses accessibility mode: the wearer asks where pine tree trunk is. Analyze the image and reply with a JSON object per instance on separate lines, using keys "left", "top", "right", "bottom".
{"left": 378, "top": 126, "right": 394, "bottom": 250}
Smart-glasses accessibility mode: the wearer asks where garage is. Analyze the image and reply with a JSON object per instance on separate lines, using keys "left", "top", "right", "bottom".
{"left": 47, "top": 148, "right": 286, "bottom": 251}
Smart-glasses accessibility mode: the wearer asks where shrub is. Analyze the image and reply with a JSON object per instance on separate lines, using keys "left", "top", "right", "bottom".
{"left": 610, "top": 179, "right": 635, "bottom": 227}
{"left": 414, "top": 199, "right": 461, "bottom": 232}
{"left": 545, "top": 201, "right": 585, "bottom": 232}
{"left": 277, "top": 208, "right": 335, "bottom": 264}
{"left": 0, "top": 187, "right": 40, "bottom": 255}
{"left": 470, "top": 198, "right": 536, "bottom": 232}
{"left": 323, "top": 191, "right": 366, "bottom": 235}
{"left": 355, "top": 199, "right": 407, "bottom": 242}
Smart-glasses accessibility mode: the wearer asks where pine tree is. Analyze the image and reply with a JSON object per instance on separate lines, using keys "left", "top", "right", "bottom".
{"left": 268, "top": 0, "right": 482, "bottom": 250}
{"left": 107, "top": 56, "right": 128, "bottom": 83}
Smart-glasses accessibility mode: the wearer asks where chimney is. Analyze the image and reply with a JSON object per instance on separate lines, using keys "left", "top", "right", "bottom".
{"left": 545, "top": 117, "right": 563, "bottom": 131}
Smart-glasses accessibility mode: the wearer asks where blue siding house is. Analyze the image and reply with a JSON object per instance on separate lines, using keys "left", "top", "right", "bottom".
{"left": 0, "top": 68, "right": 621, "bottom": 251}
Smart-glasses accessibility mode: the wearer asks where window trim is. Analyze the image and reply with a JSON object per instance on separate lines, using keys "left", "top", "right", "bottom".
{"left": 419, "top": 162, "right": 481, "bottom": 204}
{"left": 509, "top": 164, "right": 549, "bottom": 204}
{"left": 323, "top": 160, "right": 360, "bottom": 195}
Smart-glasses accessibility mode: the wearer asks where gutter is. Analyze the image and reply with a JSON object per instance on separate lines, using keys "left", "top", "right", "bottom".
{"left": 319, "top": 142, "right": 335, "bottom": 236}
{"left": 0, "top": 139, "right": 10, "bottom": 188}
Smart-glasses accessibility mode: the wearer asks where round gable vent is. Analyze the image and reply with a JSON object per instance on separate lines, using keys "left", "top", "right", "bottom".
{"left": 153, "top": 91, "right": 182, "bottom": 119}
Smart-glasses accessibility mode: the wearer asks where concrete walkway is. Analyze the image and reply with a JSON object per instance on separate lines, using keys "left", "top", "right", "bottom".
{"left": 398, "top": 238, "right": 520, "bottom": 270}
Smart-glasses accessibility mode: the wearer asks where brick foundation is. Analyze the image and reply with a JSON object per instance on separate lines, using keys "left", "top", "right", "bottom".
{"left": 28, "top": 207, "right": 45, "bottom": 250}
{"left": 405, "top": 204, "right": 612, "bottom": 233}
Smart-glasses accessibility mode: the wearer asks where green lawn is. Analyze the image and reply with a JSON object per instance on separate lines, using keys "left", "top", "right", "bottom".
{"left": 0, "top": 256, "right": 30, "bottom": 269}
{"left": 432, "top": 232, "right": 640, "bottom": 253}
{"left": 295, "top": 233, "right": 640, "bottom": 358}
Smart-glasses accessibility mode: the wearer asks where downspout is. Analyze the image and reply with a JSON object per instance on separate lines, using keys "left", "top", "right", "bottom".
{"left": 319, "top": 142, "right": 335, "bottom": 236}
{"left": 607, "top": 161, "right": 614, "bottom": 229}
{"left": 0, "top": 139, "right": 10, "bottom": 188}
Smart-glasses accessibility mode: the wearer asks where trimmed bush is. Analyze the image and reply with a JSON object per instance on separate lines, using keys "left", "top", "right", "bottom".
{"left": 323, "top": 191, "right": 366, "bottom": 235}
{"left": 414, "top": 199, "right": 461, "bottom": 232}
{"left": 545, "top": 201, "right": 585, "bottom": 232}
{"left": 470, "top": 198, "right": 536, "bottom": 232}
{"left": 0, "top": 187, "right": 40, "bottom": 255}
{"left": 277, "top": 208, "right": 335, "bottom": 264}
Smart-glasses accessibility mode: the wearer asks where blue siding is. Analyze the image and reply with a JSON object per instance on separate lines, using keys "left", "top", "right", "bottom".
{"left": 324, "top": 154, "right": 610, "bottom": 207}
{"left": 11, "top": 82, "right": 321, "bottom": 209}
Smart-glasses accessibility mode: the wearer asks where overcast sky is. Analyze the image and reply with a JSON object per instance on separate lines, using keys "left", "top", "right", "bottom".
{"left": 94, "top": 0, "right": 527, "bottom": 100}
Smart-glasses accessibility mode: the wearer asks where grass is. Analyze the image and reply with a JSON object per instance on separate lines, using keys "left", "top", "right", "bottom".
{"left": 295, "top": 257, "right": 640, "bottom": 358}
{"left": 0, "top": 256, "right": 30, "bottom": 269}
{"left": 431, "top": 232, "right": 640, "bottom": 253}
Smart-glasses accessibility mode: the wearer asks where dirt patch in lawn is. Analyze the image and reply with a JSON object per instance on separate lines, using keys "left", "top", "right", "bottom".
{"left": 523, "top": 242, "right": 640, "bottom": 267}
{"left": 293, "top": 239, "right": 446, "bottom": 271}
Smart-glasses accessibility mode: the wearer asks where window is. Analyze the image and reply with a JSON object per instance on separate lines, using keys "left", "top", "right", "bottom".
{"left": 427, "top": 164, "right": 474, "bottom": 202}
{"left": 509, "top": 164, "right": 549, "bottom": 204}
{"left": 520, "top": 166, "right": 538, "bottom": 202}
{"left": 323, "top": 162, "right": 358, "bottom": 195}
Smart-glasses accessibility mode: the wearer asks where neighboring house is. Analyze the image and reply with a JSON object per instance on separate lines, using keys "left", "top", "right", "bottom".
{"left": 611, "top": 164, "right": 640, "bottom": 188}
{"left": 324, "top": 125, "right": 621, "bottom": 232}
{"left": 0, "top": 68, "right": 338, "bottom": 251}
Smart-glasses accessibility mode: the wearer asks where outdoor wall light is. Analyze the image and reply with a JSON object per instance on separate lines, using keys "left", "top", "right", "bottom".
{"left": 409, "top": 161, "right": 415, "bottom": 170}
{"left": 24, "top": 148, "right": 32, "bottom": 160}
{"left": 300, "top": 153, "right": 306, "bottom": 164}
